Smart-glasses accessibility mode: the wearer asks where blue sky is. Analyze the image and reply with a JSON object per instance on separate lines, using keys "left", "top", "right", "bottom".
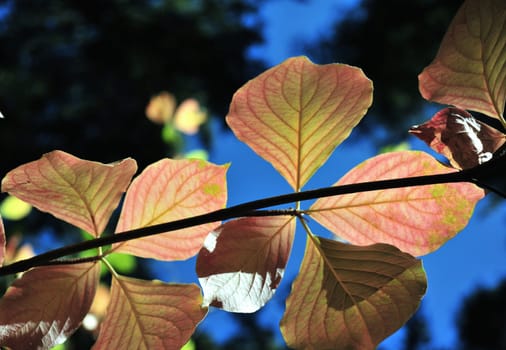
{"left": 200, "top": 0, "right": 506, "bottom": 349}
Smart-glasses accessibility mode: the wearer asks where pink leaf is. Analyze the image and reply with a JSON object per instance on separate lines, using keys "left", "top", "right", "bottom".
{"left": 410, "top": 107, "right": 506, "bottom": 169}
{"left": 281, "top": 237, "right": 426, "bottom": 349}
{"left": 1, "top": 151, "right": 137, "bottom": 236}
{"left": 114, "top": 158, "right": 228, "bottom": 260}
{"left": 309, "top": 151, "right": 484, "bottom": 256}
{"left": 418, "top": 0, "right": 506, "bottom": 125}
{"left": 0, "top": 215, "right": 4, "bottom": 266}
{"left": 227, "top": 56, "right": 373, "bottom": 191}
{"left": 93, "top": 277, "right": 207, "bottom": 350}
{"left": 196, "top": 216, "right": 295, "bottom": 312}
{"left": 0, "top": 262, "right": 100, "bottom": 349}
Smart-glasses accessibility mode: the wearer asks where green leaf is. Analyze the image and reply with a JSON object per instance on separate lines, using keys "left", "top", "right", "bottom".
{"left": 196, "top": 216, "right": 295, "bottom": 312}
{"left": 0, "top": 262, "right": 100, "bottom": 349}
{"left": 114, "top": 158, "right": 228, "bottom": 260}
{"left": 0, "top": 195, "right": 32, "bottom": 221}
{"left": 104, "top": 253, "right": 137, "bottom": 274}
{"left": 309, "top": 151, "right": 484, "bottom": 256}
{"left": 93, "top": 277, "right": 207, "bottom": 350}
{"left": 1, "top": 151, "right": 138, "bottom": 236}
{"left": 418, "top": 0, "right": 506, "bottom": 126}
{"left": 227, "top": 56, "right": 373, "bottom": 191}
{"left": 280, "top": 237, "right": 426, "bottom": 350}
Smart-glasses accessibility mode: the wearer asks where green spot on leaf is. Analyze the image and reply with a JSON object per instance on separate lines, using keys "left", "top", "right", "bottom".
{"left": 203, "top": 183, "right": 222, "bottom": 196}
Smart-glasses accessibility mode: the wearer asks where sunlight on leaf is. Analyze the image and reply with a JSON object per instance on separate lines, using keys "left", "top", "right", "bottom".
{"left": 0, "top": 262, "right": 100, "bottom": 349}
{"left": 419, "top": 0, "right": 506, "bottom": 125}
{"left": 309, "top": 151, "right": 485, "bottom": 256}
{"left": 227, "top": 56, "right": 373, "bottom": 191}
{"left": 0, "top": 215, "right": 4, "bottom": 266}
{"left": 93, "top": 277, "right": 207, "bottom": 350}
{"left": 410, "top": 107, "right": 506, "bottom": 169}
{"left": 1, "top": 151, "right": 138, "bottom": 236}
{"left": 280, "top": 237, "right": 426, "bottom": 350}
{"left": 114, "top": 158, "right": 228, "bottom": 260}
{"left": 104, "top": 253, "right": 137, "bottom": 274}
{"left": 0, "top": 195, "right": 32, "bottom": 221}
{"left": 196, "top": 216, "right": 295, "bottom": 312}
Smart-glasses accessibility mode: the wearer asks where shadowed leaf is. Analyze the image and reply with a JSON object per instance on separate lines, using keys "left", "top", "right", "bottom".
{"left": 1, "top": 151, "right": 137, "bottom": 236}
{"left": 93, "top": 277, "right": 207, "bottom": 350}
{"left": 145, "top": 91, "right": 177, "bottom": 124}
{"left": 227, "top": 56, "right": 373, "bottom": 191}
{"left": 410, "top": 107, "right": 506, "bottom": 169}
{"left": 114, "top": 158, "right": 228, "bottom": 260}
{"left": 0, "top": 262, "right": 100, "bottom": 349}
{"left": 280, "top": 237, "right": 426, "bottom": 350}
{"left": 309, "top": 151, "right": 484, "bottom": 256}
{"left": 419, "top": 0, "right": 506, "bottom": 125}
{"left": 196, "top": 216, "right": 295, "bottom": 312}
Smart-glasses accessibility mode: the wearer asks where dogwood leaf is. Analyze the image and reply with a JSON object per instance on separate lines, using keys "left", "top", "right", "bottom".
{"left": 1, "top": 151, "right": 137, "bottom": 236}
{"left": 419, "top": 0, "right": 506, "bottom": 126}
{"left": 0, "top": 262, "right": 100, "bottom": 349}
{"left": 227, "top": 56, "right": 372, "bottom": 191}
{"left": 309, "top": 151, "right": 484, "bottom": 256}
{"left": 410, "top": 107, "right": 506, "bottom": 169}
{"left": 281, "top": 237, "right": 426, "bottom": 350}
{"left": 93, "top": 277, "right": 207, "bottom": 350}
{"left": 114, "top": 158, "right": 228, "bottom": 260}
{"left": 196, "top": 216, "right": 295, "bottom": 312}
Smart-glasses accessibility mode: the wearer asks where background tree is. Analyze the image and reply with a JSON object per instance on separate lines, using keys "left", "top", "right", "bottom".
{"left": 309, "top": 0, "right": 465, "bottom": 141}
{"left": 456, "top": 279, "right": 506, "bottom": 350}
{"left": 0, "top": 0, "right": 264, "bottom": 177}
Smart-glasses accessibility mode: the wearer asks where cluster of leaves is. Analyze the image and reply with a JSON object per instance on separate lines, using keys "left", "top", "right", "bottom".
{"left": 0, "top": 0, "right": 505, "bottom": 349}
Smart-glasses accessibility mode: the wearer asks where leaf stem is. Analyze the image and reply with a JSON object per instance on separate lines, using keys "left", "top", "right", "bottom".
{"left": 0, "top": 170, "right": 475, "bottom": 276}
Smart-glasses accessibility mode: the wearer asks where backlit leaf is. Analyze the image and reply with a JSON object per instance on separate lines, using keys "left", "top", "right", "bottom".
{"left": 93, "top": 276, "right": 207, "bottom": 350}
{"left": 1, "top": 151, "right": 137, "bottom": 236}
{"left": 418, "top": 0, "right": 506, "bottom": 125}
{"left": 114, "top": 158, "right": 228, "bottom": 260}
{"left": 410, "top": 107, "right": 506, "bottom": 169}
{"left": 0, "top": 215, "right": 4, "bottom": 266}
{"left": 280, "top": 237, "right": 426, "bottom": 350}
{"left": 309, "top": 151, "right": 484, "bottom": 256}
{"left": 196, "top": 216, "right": 295, "bottom": 312}
{"left": 227, "top": 56, "right": 373, "bottom": 191}
{"left": 0, "top": 262, "right": 100, "bottom": 349}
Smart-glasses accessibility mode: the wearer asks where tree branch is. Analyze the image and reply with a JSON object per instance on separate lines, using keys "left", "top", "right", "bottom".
{"left": 0, "top": 169, "right": 483, "bottom": 276}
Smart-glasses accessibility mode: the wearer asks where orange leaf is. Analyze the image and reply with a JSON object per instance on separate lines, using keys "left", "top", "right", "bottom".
{"left": 309, "top": 151, "right": 484, "bottom": 256}
{"left": 280, "top": 237, "right": 426, "bottom": 350}
{"left": 0, "top": 262, "right": 100, "bottom": 349}
{"left": 93, "top": 276, "right": 207, "bottom": 350}
{"left": 227, "top": 56, "right": 373, "bottom": 191}
{"left": 1, "top": 151, "right": 137, "bottom": 236}
{"left": 146, "top": 91, "right": 177, "bottom": 124}
{"left": 196, "top": 216, "right": 295, "bottom": 312}
{"left": 0, "top": 215, "right": 4, "bottom": 266}
{"left": 114, "top": 158, "right": 228, "bottom": 260}
{"left": 419, "top": 0, "right": 506, "bottom": 125}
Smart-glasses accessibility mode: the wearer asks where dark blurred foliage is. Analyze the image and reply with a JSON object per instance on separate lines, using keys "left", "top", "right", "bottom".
{"left": 402, "top": 308, "right": 431, "bottom": 350}
{"left": 0, "top": 0, "right": 264, "bottom": 178}
{"left": 310, "top": 0, "right": 463, "bottom": 142}
{"left": 456, "top": 279, "right": 506, "bottom": 350}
